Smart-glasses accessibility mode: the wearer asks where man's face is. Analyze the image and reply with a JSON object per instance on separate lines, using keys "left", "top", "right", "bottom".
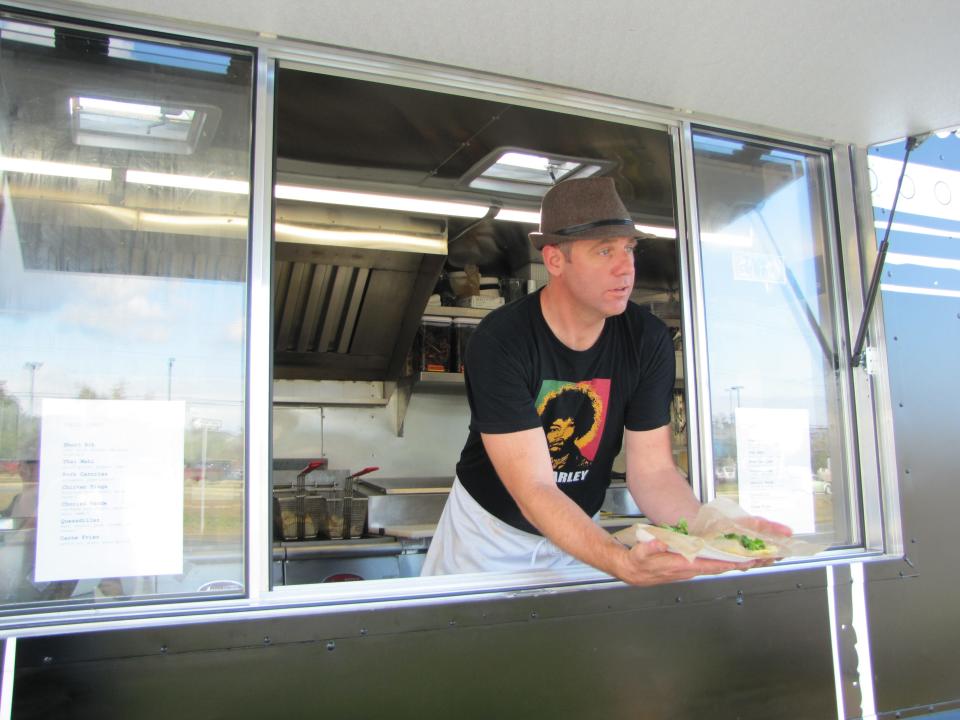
{"left": 555, "top": 236, "right": 636, "bottom": 318}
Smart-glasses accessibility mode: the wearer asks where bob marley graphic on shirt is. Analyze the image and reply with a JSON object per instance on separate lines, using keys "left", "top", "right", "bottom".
{"left": 535, "top": 379, "right": 611, "bottom": 485}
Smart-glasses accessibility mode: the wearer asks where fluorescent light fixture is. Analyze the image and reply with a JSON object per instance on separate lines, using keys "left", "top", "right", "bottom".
{"left": 275, "top": 222, "right": 446, "bottom": 254}
{"left": 495, "top": 208, "right": 541, "bottom": 224}
{"left": 69, "top": 95, "right": 220, "bottom": 155}
{"left": 0, "top": 156, "right": 112, "bottom": 181}
{"left": 0, "top": 20, "right": 55, "bottom": 47}
{"left": 0, "top": 155, "right": 673, "bottom": 240}
{"left": 278, "top": 184, "right": 547, "bottom": 227}
{"left": 635, "top": 224, "right": 677, "bottom": 239}
{"left": 275, "top": 184, "right": 490, "bottom": 219}
{"left": 126, "top": 170, "right": 249, "bottom": 194}
{"left": 140, "top": 212, "right": 248, "bottom": 228}
{"left": 460, "top": 147, "right": 616, "bottom": 197}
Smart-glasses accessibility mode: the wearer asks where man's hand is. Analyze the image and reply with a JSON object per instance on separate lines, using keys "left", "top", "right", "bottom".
{"left": 613, "top": 538, "right": 756, "bottom": 586}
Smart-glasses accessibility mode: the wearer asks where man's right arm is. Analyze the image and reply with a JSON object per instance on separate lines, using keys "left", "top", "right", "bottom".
{"left": 481, "top": 428, "right": 749, "bottom": 585}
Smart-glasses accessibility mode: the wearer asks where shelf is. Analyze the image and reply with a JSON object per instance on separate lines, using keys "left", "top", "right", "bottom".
{"left": 422, "top": 305, "right": 490, "bottom": 319}
{"left": 417, "top": 371, "right": 465, "bottom": 386}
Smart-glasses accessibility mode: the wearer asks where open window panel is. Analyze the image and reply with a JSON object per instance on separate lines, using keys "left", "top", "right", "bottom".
{"left": 268, "top": 66, "right": 687, "bottom": 587}
{"left": 689, "top": 128, "right": 861, "bottom": 551}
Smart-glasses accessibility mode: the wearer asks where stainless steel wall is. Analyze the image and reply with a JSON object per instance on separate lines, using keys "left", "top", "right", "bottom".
{"left": 13, "top": 568, "right": 839, "bottom": 720}
{"left": 273, "top": 391, "right": 471, "bottom": 478}
{"left": 866, "top": 292, "right": 960, "bottom": 718}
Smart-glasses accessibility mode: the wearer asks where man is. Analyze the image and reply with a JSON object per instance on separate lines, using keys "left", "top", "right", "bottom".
{"left": 422, "top": 177, "right": 788, "bottom": 584}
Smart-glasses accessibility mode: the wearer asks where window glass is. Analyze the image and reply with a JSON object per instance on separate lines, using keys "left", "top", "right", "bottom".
{"left": 0, "top": 15, "right": 254, "bottom": 611}
{"left": 692, "top": 130, "right": 856, "bottom": 546}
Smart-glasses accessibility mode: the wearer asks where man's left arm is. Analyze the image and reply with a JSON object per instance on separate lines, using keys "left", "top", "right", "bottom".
{"left": 624, "top": 425, "right": 700, "bottom": 526}
{"left": 624, "top": 425, "right": 792, "bottom": 537}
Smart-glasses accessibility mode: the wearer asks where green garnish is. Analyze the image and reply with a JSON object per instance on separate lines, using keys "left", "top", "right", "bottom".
{"left": 661, "top": 519, "right": 689, "bottom": 535}
{"left": 723, "top": 532, "right": 767, "bottom": 551}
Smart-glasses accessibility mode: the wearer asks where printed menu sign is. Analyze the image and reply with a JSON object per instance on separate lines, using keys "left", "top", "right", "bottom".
{"left": 35, "top": 399, "right": 185, "bottom": 581}
{"left": 734, "top": 407, "right": 815, "bottom": 534}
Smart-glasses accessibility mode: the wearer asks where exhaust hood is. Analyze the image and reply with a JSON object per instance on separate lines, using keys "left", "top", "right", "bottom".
{"left": 273, "top": 203, "right": 446, "bottom": 383}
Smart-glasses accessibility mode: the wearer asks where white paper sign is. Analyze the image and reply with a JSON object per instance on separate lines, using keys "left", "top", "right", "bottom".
{"left": 35, "top": 399, "right": 185, "bottom": 581}
{"left": 734, "top": 407, "right": 815, "bottom": 534}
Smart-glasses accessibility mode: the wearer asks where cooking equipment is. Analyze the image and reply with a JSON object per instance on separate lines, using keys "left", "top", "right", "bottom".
{"left": 360, "top": 476, "right": 452, "bottom": 541}
{"left": 271, "top": 460, "right": 378, "bottom": 542}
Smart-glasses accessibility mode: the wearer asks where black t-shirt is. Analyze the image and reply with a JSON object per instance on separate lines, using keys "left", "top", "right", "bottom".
{"left": 456, "top": 290, "right": 675, "bottom": 534}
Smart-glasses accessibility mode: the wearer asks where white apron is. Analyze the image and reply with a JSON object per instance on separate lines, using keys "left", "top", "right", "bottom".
{"left": 421, "top": 477, "right": 589, "bottom": 576}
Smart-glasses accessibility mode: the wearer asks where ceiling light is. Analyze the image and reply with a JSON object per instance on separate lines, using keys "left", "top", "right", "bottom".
{"left": 140, "top": 212, "right": 248, "bottom": 228}
{"left": 275, "top": 184, "right": 491, "bottom": 219}
{"left": 495, "top": 208, "right": 541, "bottom": 224}
{"left": 460, "top": 148, "right": 616, "bottom": 197}
{"left": 0, "top": 156, "right": 112, "bottom": 181}
{"left": 69, "top": 95, "right": 220, "bottom": 155}
{"left": 275, "top": 223, "right": 446, "bottom": 254}
{"left": 126, "top": 170, "right": 249, "bottom": 194}
{"left": 635, "top": 224, "right": 677, "bottom": 239}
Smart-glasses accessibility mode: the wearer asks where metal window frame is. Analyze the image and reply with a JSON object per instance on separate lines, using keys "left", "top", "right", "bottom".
{"left": 679, "top": 124, "right": 894, "bottom": 554}
{"left": 0, "top": 0, "right": 906, "bottom": 636}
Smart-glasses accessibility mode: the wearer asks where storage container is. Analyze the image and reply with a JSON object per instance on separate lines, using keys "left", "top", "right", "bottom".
{"left": 454, "top": 317, "right": 483, "bottom": 373}
{"left": 420, "top": 315, "right": 452, "bottom": 372}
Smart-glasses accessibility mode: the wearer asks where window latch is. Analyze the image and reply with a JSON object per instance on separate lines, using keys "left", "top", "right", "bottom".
{"left": 859, "top": 346, "right": 878, "bottom": 375}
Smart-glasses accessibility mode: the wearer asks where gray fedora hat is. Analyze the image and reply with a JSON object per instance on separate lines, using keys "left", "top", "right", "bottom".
{"left": 529, "top": 177, "right": 640, "bottom": 250}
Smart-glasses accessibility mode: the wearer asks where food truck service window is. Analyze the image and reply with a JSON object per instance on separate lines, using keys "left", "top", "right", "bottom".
{"left": 0, "top": 13, "right": 254, "bottom": 615}
{"left": 0, "top": 9, "right": 899, "bottom": 630}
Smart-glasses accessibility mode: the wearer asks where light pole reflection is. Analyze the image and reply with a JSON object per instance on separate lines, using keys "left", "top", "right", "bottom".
{"left": 24, "top": 361, "right": 42, "bottom": 415}
{"left": 727, "top": 385, "right": 743, "bottom": 419}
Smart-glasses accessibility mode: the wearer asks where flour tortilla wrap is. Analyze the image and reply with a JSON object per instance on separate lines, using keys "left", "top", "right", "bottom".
{"left": 689, "top": 497, "right": 787, "bottom": 559}
{"left": 612, "top": 497, "right": 828, "bottom": 562}
{"left": 689, "top": 497, "right": 827, "bottom": 560}
{"left": 702, "top": 533, "right": 781, "bottom": 559}
{"left": 613, "top": 523, "right": 705, "bottom": 562}
{"left": 640, "top": 524, "right": 705, "bottom": 561}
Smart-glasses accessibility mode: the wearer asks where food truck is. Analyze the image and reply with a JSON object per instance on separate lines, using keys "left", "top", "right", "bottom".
{"left": 0, "top": 1, "right": 958, "bottom": 717}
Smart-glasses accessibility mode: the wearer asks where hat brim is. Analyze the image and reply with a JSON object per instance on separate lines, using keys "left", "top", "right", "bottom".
{"left": 529, "top": 223, "right": 650, "bottom": 251}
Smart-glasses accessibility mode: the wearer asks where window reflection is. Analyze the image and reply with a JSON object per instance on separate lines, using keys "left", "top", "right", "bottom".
{"left": 0, "top": 15, "right": 253, "bottom": 609}
{"left": 693, "top": 130, "right": 855, "bottom": 545}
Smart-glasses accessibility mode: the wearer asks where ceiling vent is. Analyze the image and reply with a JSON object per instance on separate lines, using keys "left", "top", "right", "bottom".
{"left": 459, "top": 147, "right": 617, "bottom": 198}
